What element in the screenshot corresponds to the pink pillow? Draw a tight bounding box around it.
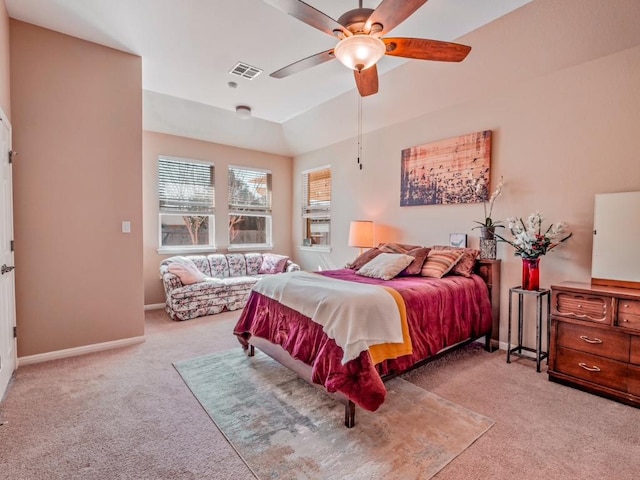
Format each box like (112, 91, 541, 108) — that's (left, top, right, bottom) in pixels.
(259, 254, 290, 274)
(167, 257, 206, 285)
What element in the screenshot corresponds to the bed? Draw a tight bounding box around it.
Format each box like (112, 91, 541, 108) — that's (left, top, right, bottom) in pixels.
(233, 250, 500, 427)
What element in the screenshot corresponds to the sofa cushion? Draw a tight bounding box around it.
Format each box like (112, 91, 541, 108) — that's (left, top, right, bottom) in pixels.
(187, 255, 212, 277)
(208, 254, 230, 278)
(244, 253, 263, 275)
(259, 253, 290, 274)
(226, 253, 248, 277)
(169, 279, 227, 299)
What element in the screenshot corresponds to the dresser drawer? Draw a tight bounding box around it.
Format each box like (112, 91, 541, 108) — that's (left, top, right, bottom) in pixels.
(618, 313, 640, 331)
(556, 321, 630, 362)
(555, 346, 627, 391)
(552, 291, 612, 324)
(618, 299, 640, 316)
(632, 336, 640, 366)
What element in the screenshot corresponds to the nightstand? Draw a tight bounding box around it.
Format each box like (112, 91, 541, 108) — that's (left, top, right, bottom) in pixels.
(507, 286, 551, 372)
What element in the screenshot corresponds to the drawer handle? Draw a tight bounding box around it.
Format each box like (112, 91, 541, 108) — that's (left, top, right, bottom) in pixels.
(623, 304, 629, 308)
(578, 362, 601, 372)
(621, 318, 629, 323)
(579, 335, 603, 344)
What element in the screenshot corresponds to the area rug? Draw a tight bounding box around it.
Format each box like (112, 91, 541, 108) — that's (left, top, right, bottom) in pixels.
(174, 349, 494, 480)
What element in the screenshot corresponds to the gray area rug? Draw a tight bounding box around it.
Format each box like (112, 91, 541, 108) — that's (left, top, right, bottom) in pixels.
(174, 349, 494, 480)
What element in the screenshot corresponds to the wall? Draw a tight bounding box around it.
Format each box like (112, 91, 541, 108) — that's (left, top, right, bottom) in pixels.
(292, 5, 640, 346)
(0, 0, 9, 118)
(143, 131, 293, 305)
(10, 21, 144, 357)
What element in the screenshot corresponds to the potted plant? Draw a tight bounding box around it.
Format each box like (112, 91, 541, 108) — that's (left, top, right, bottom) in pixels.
(472, 176, 504, 239)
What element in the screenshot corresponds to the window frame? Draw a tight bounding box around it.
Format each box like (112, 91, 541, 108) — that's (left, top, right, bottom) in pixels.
(301, 165, 332, 252)
(157, 155, 216, 254)
(227, 165, 273, 251)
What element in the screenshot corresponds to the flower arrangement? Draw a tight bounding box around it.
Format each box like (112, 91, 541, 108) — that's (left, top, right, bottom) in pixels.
(494, 212, 572, 259)
(472, 176, 505, 232)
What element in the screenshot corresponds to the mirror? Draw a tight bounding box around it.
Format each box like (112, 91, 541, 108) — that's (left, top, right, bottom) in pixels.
(591, 191, 640, 289)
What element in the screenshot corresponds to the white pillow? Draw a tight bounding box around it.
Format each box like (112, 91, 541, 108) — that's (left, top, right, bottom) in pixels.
(167, 257, 206, 285)
(356, 253, 414, 281)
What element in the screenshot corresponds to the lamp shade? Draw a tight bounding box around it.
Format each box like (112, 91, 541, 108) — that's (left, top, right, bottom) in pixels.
(334, 35, 386, 71)
(348, 220, 374, 248)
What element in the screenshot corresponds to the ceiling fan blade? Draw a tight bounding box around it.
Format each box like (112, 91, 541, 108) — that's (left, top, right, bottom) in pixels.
(270, 49, 335, 79)
(264, 0, 349, 37)
(366, 0, 428, 36)
(383, 38, 471, 62)
(354, 65, 379, 97)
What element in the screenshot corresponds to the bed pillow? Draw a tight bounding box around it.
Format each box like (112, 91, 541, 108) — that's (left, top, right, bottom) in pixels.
(420, 250, 464, 278)
(259, 253, 290, 274)
(431, 245, 480, 277)
(377, 242, 422, 254)
(399, 247, 431, 276)
(356, 253, 414, 281)
(347, 248, 382, 270)
(167, 257, 206, 285)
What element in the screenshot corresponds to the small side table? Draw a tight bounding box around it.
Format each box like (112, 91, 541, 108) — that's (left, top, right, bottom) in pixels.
(507, 286, 551, 372)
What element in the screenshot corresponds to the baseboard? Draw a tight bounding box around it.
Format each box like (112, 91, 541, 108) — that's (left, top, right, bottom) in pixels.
(18, 336, 146, 366)
(144, 303, 165, 311)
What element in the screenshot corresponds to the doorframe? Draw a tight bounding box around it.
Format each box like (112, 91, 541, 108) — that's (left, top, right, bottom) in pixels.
(0, 106, 16, 401)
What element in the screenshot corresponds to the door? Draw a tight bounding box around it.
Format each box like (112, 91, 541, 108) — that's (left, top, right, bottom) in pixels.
(0, 109, 16, 400)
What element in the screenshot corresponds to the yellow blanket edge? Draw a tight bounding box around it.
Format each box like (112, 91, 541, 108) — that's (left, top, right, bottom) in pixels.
(368, 286, 413, 365)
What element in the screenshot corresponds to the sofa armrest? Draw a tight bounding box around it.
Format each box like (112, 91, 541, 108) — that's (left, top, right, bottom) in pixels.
(285, 261, 301, 272)
(161, 271, 184, 291)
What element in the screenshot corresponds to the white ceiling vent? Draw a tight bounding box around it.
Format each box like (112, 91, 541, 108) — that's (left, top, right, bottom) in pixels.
(229, 62, 263, 80)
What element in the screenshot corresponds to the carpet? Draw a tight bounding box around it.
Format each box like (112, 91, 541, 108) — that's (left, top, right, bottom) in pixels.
(174, 349, 494, 480)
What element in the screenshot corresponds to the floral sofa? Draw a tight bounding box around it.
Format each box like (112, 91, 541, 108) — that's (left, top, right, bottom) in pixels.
(160, 253, 300, 321)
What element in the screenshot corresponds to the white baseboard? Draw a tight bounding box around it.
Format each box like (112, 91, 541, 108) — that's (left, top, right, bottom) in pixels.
(144, 303, 165, 311)
(18, 335, 146, 366)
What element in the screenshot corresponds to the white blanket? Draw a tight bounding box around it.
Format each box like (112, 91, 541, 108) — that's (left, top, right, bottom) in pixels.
(253, 271, 403, 364)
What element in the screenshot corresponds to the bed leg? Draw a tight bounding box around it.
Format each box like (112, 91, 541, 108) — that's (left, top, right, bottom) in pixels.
(344, 401, 355, 428)
(484, 332, 491, 352)
(243, 344, 255, 357)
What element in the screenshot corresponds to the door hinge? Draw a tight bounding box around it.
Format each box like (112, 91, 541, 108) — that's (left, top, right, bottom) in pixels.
(13, 326, 17, 338)
(10, 240, 14, 252)
(8, 150, 16, 164)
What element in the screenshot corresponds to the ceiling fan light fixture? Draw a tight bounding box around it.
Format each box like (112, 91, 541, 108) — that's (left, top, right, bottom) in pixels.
(334, 34, 385, 71)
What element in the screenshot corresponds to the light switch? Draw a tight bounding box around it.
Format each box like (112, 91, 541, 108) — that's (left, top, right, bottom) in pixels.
(122, 221, 131, 233)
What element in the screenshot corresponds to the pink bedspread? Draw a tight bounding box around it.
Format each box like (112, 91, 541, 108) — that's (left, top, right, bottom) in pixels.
(233, 269, 493, 412)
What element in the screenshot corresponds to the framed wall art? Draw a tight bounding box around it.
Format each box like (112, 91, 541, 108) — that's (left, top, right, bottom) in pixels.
(449, 233, 468, 248)
(400, 130, 492, 207)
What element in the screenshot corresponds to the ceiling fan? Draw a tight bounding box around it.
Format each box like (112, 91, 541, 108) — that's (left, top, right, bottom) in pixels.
(266, 0, 472, 97)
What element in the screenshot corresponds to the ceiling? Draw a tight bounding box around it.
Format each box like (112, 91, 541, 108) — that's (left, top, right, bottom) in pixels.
(5, 0, 532, 155)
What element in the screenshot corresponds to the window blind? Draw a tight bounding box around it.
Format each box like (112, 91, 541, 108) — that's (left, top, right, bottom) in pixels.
(302, 167, 331, 217)
(228, 166, 272, 214)
(158, 158, 215, 214)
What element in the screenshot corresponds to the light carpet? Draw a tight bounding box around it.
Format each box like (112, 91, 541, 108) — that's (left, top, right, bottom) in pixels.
(174, 349, 494, 480)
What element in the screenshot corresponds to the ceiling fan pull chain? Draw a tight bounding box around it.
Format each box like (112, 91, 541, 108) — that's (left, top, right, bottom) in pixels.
(357, 96, 363, 170)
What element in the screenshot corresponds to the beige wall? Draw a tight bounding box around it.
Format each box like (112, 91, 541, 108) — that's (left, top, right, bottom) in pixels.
(10, 21, 144, 357)
(0, 1, 10, 118)
(143, 131, 293, 305)
(293, 8, 640, 346)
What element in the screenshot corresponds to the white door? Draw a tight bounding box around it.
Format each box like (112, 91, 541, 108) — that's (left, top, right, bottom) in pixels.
(0, 109, 16, 400)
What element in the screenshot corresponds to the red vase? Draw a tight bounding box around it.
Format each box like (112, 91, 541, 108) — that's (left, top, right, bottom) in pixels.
(521, 258, 540, 290)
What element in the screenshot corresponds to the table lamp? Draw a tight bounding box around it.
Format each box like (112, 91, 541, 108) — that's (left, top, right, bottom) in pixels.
(348, 220, 374, 254)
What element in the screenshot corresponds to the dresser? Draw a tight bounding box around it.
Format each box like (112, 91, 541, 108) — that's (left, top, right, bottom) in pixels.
(548, 282, 640, 407)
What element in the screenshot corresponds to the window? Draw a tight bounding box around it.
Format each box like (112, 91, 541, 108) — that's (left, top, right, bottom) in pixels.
(228, 166, 272, 248)
(158, 156, 215, 251)
(302, 166, 331, 247)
